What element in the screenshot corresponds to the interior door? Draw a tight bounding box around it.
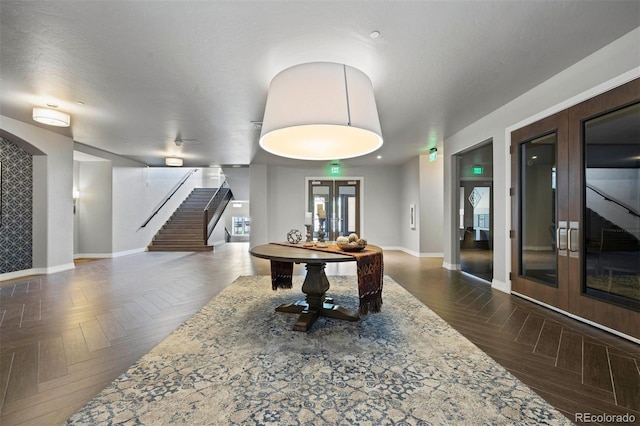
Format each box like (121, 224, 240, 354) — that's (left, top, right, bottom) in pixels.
(511, 111, 570, 311)
(512, 79, 639, 340)
(309, 180, 334, 240)
(308, 179, 361, 241)
(334, 180, 360, 240)
(566, 80, 639, 338)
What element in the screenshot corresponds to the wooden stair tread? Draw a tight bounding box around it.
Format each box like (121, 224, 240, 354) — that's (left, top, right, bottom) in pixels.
(147, 187, 232, 252)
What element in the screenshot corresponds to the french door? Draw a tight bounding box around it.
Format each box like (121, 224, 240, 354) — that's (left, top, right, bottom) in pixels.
(511, 79, 639, 340)
(308, 179, 360, 241)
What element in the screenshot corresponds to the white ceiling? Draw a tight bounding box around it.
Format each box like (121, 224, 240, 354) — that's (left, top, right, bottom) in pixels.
(1, 1, 638, 168)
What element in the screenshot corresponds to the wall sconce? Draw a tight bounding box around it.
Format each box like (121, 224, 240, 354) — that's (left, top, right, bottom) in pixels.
(73, 190, 80, 214)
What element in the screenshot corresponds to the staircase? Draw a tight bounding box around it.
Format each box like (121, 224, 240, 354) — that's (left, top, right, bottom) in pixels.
(147, 188, 224, 252)
(585, 208, 640, 253)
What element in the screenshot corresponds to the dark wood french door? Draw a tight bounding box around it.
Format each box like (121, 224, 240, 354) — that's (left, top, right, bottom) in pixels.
(308, 179, 360, 241)
(511, 79, 639, 340)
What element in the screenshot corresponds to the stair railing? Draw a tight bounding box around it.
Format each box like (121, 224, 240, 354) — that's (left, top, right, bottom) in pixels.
(203, 180, 233, 241)
(141, 169, 198, 228)
(587, 184, 640, 218)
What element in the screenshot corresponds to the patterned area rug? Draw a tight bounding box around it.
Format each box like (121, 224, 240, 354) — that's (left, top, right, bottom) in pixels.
(66, 276, 571, 425)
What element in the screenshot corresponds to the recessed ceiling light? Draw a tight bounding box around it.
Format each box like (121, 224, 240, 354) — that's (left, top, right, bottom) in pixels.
(377, 155, 382, 159)
(370, 31, 380, 39)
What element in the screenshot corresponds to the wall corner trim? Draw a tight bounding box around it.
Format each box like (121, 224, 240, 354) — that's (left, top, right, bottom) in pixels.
(491, 279, 510, 294)
(442, 262, 460, 271)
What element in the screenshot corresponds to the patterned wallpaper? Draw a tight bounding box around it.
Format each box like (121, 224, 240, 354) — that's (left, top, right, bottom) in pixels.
(0, 137, 33, 273)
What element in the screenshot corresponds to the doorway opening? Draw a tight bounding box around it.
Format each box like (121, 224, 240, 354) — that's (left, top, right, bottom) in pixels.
(457, 142, 494, 282)
(307, 178, 361, 241)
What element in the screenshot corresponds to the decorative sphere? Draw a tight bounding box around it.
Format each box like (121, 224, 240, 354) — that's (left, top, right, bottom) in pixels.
(287, 229, 303, 244)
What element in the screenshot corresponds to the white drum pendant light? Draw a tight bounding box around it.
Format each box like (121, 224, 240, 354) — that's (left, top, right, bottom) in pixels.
(259, 62, 383, 160)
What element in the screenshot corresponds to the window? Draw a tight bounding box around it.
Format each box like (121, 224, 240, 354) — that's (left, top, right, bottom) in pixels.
(232, 217, 250, 236)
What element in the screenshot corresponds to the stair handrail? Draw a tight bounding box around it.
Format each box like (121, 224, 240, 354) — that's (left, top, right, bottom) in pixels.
(203, 180, 233, 241)
(586, 183, 640, 219)
(141, 168, 198, 228)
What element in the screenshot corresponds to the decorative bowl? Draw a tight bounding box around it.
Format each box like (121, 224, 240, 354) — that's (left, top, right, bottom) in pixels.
(337, 243, 366, 252)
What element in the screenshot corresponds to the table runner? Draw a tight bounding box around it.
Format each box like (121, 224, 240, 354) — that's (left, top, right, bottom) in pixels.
(269, 243, 384, 314)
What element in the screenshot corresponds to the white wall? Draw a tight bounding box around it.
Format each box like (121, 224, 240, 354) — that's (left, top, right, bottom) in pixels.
(250, 163, 403, 248)
(73, 144, 202, 256)
(77, 161, 113, 255)
(112, 166, 200, 254)
(401, 157, 420, 254)
(419, 153, 444, 255)
(222, 167, 250, 199)
(249, 165, 269, 247)
(73, 161, 80, 255)
(0, 116, 75, 276)
(443, 27, 640, 293)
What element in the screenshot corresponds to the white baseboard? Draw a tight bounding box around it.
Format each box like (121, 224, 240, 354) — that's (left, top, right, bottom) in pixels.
(74, 247, 146, 259)
(442, 262, 461, 271)
(381, 246, 444, 258)
(0, 262, 76, 282)
(491, 279, 510, 294)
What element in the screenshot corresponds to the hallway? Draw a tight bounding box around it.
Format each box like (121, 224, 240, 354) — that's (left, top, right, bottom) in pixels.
(0, 244, 638, 425)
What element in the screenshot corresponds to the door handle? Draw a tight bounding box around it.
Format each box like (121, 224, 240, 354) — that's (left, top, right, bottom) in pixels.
(568, 221, 580, 258)
(557, 220, 568, 256)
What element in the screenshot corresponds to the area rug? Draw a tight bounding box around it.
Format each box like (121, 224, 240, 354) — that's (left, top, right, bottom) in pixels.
(66, 276, 572, 425)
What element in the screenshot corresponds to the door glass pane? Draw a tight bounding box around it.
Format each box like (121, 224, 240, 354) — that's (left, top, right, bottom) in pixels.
(520, 133, 557, 286)
(458, 143, 493, 281)
(584, 103, 640, 308)
(336, 185, 356, 237)
(311, 185, 331, 239)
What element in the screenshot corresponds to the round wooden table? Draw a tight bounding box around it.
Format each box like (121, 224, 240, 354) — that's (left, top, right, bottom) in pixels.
(250, 243, 361, 331)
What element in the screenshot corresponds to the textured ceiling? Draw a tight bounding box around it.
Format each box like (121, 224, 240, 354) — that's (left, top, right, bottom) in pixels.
(1, 1, 638, 167)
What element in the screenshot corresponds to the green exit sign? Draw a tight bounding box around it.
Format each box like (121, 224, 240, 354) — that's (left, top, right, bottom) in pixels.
(473, 166, 484, 175)
(329, 164, 341, 176)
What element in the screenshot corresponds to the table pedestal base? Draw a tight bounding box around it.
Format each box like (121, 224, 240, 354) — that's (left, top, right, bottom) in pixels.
(275, 263, 359, 331)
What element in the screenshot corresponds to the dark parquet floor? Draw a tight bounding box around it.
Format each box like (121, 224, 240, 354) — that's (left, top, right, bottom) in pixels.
(0, 244, 638, 425)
